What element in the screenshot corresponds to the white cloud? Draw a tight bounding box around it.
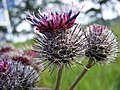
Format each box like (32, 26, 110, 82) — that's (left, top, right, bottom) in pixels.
(16, 21, 31, 32)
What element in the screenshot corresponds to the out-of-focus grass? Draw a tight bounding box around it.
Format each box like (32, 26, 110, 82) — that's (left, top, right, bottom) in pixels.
(38, 60, 120, 90)
(14, 23, 120, 90)
(13, 39, 34, 48)
(110, 23, 120, 41)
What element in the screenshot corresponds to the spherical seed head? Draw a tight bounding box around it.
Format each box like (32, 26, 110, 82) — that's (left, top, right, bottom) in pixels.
(33, 24, 85, 72)
(84, 24, 118, 64)
(26, 8, 80, 33)
(0, 58, 39, 90)
(0, 45, 40, 89)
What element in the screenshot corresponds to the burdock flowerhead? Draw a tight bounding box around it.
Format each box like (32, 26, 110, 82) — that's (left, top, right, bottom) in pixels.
(0, 44, 41, 90)
(0, 55, 39, 90)
(84, 24, 118, 64)
(26, 7, 85, 72)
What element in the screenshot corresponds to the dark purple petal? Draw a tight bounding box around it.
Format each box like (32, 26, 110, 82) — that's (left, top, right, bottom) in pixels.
(33, 18, 39, 23)
(67, 9, 72, 18)
(55, 11, 58, 15)
(59, 18, 63, 27)
(50, 20, 54, 26)
(39, 22, 47, 28)
(65, 11, 80, 24)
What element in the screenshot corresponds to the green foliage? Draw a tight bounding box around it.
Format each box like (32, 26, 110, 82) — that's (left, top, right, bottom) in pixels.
(110, 23, 120, 40)
(13, 39, 34, 48)
(37, 59, 119, 90)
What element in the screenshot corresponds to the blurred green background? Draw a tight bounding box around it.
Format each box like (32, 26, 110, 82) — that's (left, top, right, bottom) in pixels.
(1, 0, 120, 90)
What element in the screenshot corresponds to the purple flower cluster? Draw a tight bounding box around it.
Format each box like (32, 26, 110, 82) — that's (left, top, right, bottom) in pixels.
(26, 9, 79, 33)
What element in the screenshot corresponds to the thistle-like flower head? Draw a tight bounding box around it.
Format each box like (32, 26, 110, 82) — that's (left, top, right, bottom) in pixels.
(33, 24, 85, 72)
(0, 45, 40, 90)
(26, 6, 86, 72)
(26, 8, 80, 33)
(0, 56, 39, 90)
(84, 24, 118, 64)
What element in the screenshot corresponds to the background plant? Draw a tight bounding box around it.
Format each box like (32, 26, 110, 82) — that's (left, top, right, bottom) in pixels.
(0, 45, 40, 90)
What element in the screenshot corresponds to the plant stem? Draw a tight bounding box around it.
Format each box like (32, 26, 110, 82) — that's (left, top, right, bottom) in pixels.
(54, 65, 63, 90)
(69, 60, 93, 90)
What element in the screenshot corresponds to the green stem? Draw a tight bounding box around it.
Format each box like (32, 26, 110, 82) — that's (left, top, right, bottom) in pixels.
(69, 60, 93, 90)
(54, 65, 63, 90)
